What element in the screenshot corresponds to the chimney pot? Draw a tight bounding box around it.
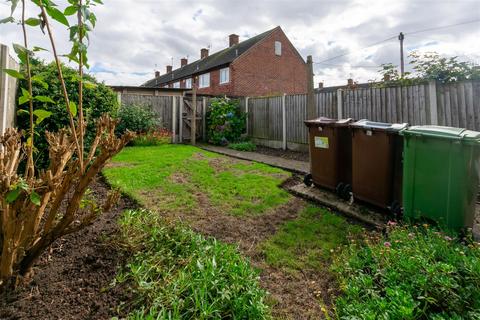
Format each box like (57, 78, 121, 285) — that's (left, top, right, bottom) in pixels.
(155, 71, 160, 78)
(181, 58, 188, 67)
(318, 82, 324, 89)
(166, 65, 172, 73)
(201, 48, 209, 59)
(229, 34, 239, 47)
(347, 78, 353, 86)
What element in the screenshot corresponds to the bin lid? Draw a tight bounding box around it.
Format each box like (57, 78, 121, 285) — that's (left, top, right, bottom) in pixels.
(402, 125, 480, 141)
(304, 117, 353, 127)
(350, 119, 408, 132)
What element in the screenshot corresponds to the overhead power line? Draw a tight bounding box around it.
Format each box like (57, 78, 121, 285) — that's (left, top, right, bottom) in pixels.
(314, 19, 480, 65)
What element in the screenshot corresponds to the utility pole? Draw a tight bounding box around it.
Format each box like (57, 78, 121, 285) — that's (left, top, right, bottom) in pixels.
(191, 77, 197, 145)
(306, 55, 315, 120)
(398, 32, 405, 77)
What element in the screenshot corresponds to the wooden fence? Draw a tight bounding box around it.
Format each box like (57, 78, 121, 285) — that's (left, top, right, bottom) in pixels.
(246, 80, 480, 150)
(118, 80, 480, 151)
(0, 44, 19, 135)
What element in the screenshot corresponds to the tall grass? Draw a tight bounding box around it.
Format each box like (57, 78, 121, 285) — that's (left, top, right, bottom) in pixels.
(115, 209, 270, 319)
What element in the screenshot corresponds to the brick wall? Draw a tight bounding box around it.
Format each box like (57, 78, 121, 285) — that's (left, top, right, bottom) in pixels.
(230, 28, 307, 96)
(162, 27, 307, 97)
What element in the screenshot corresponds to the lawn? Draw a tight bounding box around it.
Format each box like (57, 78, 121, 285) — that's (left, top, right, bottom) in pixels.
(104, 144, 291, 216)
(104, 144, 365, 318)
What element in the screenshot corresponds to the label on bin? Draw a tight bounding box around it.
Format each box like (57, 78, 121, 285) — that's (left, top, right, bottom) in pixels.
(314, 136, 329, 149)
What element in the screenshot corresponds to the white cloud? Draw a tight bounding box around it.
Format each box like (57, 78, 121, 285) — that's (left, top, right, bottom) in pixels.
(1, 0, 479, 87)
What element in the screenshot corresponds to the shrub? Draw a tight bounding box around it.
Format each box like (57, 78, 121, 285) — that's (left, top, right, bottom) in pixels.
(332, 224, 480, 319)
(228, 141, 256, 152)
(206, 98, 246, 145)
(16, 60, 119, 168)
(131, 129, 171, 146)
(115, 209, 270, 319)
(116, 104, 158, 135)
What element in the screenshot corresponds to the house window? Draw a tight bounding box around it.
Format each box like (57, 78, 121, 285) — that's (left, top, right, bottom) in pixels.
(275, 41, 282, 56)
(219, 67, 229, 84)
(199, 73, 210, 88)
(185, 78, 192, 89)
(173, 81, 180, 88)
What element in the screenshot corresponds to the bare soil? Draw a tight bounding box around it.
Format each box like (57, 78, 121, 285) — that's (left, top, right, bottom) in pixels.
(0, 178, 137, 320)
(255, 145, 309, 162)
(0, 172, 333, 319)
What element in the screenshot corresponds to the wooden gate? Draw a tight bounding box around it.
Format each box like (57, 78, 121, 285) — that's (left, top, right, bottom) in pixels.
(180, 95, 205, 142)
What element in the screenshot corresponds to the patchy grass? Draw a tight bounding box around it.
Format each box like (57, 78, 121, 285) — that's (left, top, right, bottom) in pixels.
(103, 145, 291, 216)
(262, 205, 363, 273)
(115, 209, 270, 319)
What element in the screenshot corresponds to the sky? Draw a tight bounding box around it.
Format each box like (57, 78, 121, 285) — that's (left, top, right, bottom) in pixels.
(1, 0, 479, 87)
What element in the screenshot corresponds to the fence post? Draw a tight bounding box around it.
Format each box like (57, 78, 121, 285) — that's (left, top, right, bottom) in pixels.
(282, 93, 287, 150)
(428, 80, 438, 125)
(337, 89, 343, 119)
(0, 44, 10, 135)
(202, 97, 206, 142)
(172, 96, 177, 143)
(179, 95, 183, 143)
(306, 55, 315, 120)
(245, 96, 249, 135)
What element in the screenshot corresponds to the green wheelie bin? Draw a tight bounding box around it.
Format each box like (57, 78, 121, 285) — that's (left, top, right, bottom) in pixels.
(401, 126, 480, 231)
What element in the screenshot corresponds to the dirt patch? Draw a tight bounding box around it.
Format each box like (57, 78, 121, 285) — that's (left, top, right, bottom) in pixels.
(0, 177, 137, 320)
(169, 172, 189, 184)
(255, 145, 309, 162)
(154, 187, 334, 319)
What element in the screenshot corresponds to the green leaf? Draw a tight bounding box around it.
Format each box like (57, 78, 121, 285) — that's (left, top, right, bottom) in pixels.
(64, 5, 77, 16)
(69, 101, 77, 117)
(17, 109, 29, 116)
(34, 109, 52, 124)
(25, 17, 41, 26)
(0, 16, 15, 24)
(46, 6, 69, 27)
(19, 95, 30, 105)
(8, 0, 20, 15)
(30, 191, 41, 206)
(12, 43, 29, 64)
(84, 80, 97, 89)
(32, 75, 49, 89)
(34, 95, 55, 103)
(33, 46, 48, 52)
(3, 68, 24, 79)
(6, 188, 21, 203)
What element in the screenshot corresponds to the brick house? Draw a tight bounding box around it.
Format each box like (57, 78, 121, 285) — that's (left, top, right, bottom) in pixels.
(141, 26, 307, 97)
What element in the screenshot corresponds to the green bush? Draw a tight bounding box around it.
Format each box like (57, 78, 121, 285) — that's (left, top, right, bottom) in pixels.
(228, 141, 256, 152)
(131, 129, 171, 146)
(17, 59, 118, 168)
(332, 224, 480, 319)
(116, 104, 158, 135)
(115, 209, 270, 319)
(206, 98, 246, 145)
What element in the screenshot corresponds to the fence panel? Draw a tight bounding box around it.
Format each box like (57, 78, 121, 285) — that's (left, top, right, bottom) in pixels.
(121, 94, 173, 131)
(0, 44, 19, 135)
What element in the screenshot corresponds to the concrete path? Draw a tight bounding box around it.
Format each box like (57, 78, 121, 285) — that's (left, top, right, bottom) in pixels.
(198, 144, 310, 174)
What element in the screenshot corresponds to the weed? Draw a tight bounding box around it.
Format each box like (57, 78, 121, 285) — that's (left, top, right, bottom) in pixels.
(115, 209, 270, 319)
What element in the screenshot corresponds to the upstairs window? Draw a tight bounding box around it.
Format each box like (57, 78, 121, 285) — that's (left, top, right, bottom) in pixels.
(173, 81, 180, 88)
(185, 78, 192, 89)
(275, 41, 282, 56)
(219, 67, 229, 84)
(199, 73, 210, 88)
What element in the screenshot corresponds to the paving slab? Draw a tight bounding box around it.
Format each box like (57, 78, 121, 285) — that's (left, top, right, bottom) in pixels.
(198, 144, 309, 174)
(288, 183, 387, 228)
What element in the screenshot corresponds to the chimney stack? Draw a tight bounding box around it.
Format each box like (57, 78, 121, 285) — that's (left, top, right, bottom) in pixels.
(181, 58, 188, 67)
(200, 48, 209, 59)
(166, 65, 172, 73)
(347, 78, 354, 86)
(155, 71, 160, 78)
(318, 82, 324, 89)
(383, 74, 391, 82)
(229, 34, 239, 47)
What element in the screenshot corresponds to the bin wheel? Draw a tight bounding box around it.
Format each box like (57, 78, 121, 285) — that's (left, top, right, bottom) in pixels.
(341, 184, 352, 201)
(389, 201, 402, 220)
(336, 182, 345, 197)
(304, 174, 313, 187)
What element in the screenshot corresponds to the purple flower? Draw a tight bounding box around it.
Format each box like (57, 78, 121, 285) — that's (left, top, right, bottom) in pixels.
(384, 241, 392, 247)
(387, 221, 397, 226)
